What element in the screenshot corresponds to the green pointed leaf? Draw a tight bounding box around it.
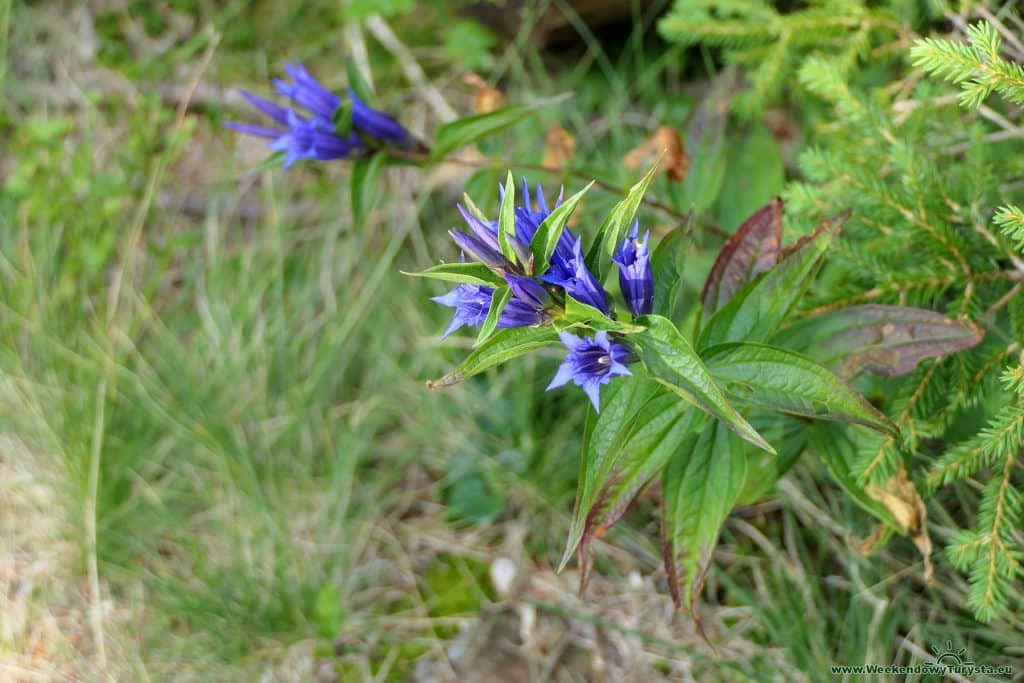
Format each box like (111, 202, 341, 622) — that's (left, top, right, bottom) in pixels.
(431, 102, 549, 159)
(351, 151, 388, 227)
(462, 192, 490, 223)
(333, 100, 354, 137)
(650, 221, 689, 318)
(496, 172, 518, 262)
(530, 181, 593, 273)
(703, 342, 897, 436)
(714, 122, 784, 233)
(668, 85, 728, 215)
(698, 212, 846, 350)
(633, 315, 774, 454)
(346, 59, 377, 107)
(560, 375, 660, 573)
(403, 262, 504, 287)
(559, 295, 646, 334)
(475, 286, 512, 346)
(806, 422, 899, 529)
(663, 420, 748, 613)
(429, 326, 560, 388)
(585, 164, 659, 278)
(576, 399, 702, 580)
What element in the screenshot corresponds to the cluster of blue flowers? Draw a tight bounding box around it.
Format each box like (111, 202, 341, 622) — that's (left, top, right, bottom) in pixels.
(226, 65, 654, 412)
(434, 182, 654, 411)
(227, 63, 411, 168)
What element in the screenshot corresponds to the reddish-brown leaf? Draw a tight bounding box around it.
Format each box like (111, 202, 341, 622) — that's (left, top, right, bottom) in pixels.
(786, 304, 984, 378)
(701, 198, 784, 315)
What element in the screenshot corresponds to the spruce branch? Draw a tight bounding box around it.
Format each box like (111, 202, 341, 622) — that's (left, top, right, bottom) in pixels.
(911, 21, 1024, 109)
(995, 204, 1024, 252)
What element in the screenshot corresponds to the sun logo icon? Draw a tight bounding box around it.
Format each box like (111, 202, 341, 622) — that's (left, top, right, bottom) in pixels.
(930, 640, 973, 667)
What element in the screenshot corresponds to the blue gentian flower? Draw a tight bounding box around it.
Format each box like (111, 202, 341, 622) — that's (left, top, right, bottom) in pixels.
(539, 235, 611, 315)
(435, 179, 616, 339)
(613, 221, 654, 317)
(432, 283, 546, 339)
(431, 284, 492, 339)
(499, 298, 546, 328)
(504, 274, 551, 309)
(227, 63, 410, 168)
(510, 180, 576, 268)
(448, 226, 509, 270)
(546, 331, 633, 411)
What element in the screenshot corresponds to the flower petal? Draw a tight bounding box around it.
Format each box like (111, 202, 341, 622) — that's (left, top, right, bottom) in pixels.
(546, 361, 575, 391)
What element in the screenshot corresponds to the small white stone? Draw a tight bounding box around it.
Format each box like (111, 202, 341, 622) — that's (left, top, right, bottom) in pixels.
(628, 570, 643, 589)
(490, 556, 517, 596)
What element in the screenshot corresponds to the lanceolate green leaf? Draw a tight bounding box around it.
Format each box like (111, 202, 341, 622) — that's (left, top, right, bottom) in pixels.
(530, 181, 593, 272)
(703, 342, 897, 436)
(560, 375, 659, 573)
(562, 384, 702, 596)
(429, 326, 560, 388)
(497, 172, 518, 262)
(431, 103, 545, 159)
(462, 192, 490, 223)
(403, 262, 504, 287)
(351, 151, 388, 227)
(586, 398, 700, 536)
(475, 286, 512, 346)
(650, 222, 689, 319)
(634, 314, 775, 454)
(558, 295, 646, 334)
(585, 164, 659, 278)
(806, 422, 899, 529)
(698, 213, 846, 350)
(663, 420, 748, 615)
(346, 58, 377, 107)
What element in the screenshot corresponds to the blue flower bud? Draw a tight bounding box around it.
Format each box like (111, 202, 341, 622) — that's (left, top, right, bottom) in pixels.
(612, 221, 654, 317)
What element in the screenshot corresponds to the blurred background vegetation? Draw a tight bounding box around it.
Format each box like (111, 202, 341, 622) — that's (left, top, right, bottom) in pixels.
(2, 1, 1022, 681)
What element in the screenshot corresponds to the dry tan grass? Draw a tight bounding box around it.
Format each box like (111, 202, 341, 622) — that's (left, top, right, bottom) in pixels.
(0, 438, 153, 683)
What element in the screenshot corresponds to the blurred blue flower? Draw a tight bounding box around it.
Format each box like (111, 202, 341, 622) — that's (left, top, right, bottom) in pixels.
(227, 63, 410, 168)
(539, 235, 611, 315)
(546, 331, 633, 411)
(613, 221, 654, 317)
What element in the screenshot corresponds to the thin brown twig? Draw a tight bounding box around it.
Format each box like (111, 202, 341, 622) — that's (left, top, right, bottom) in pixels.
(396, 150, 722, 237)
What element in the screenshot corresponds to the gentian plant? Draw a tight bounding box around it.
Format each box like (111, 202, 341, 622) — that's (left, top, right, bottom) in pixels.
(227, 62, 415, 167)
(229, 63, 984, 626)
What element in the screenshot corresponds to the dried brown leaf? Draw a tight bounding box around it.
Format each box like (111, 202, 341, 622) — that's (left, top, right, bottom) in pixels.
(541, 122, 576, 170)
(624, 125, 690, 182)
(866, 466, 934, 582)
(464, 72, 504, 114)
